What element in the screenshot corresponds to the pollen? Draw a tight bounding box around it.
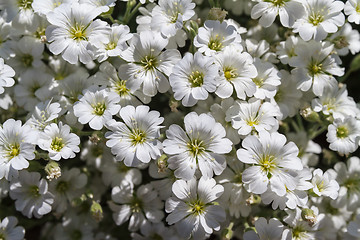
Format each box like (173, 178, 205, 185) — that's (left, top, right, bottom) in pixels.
(51, 137, 65, 152)
(92, 102, 106, 116)
(8, 143, 20, 159)
(336, 125, 349, 139)
(188, 70, 204, 87)
(208, 34, 224, 51)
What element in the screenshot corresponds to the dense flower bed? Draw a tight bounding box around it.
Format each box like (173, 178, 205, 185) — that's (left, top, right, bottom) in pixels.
(0, 0, 360, 239)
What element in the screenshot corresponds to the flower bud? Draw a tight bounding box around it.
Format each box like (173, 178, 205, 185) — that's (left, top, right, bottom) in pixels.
(300, 106, 321, 123)
(301, 208, 317, 227)
(45, 161, 61, 181)
(91, 201, 103, 222)
(207, 8, 228, 22)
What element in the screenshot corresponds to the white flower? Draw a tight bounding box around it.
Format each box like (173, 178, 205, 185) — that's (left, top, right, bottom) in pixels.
(32, 0, 73, 16)
(243, 217, 285, 240)
(49, 168, 87, 213)
(131, 222, 180, 240)
(110, 181, 164, 231)
(148, 161, 176, 201)
(345, 0, 360, 24)
(287, 132, 321, 167)
(0, 0, 38, 31)
(252, 58, 281, 99)
(210, 98, 241, 145)
(214, 45, 257, 99)
(0, 17, 14, 60)
(0, 58, 15, 94)
(292, 0, 345, 41)
(163, 112, 232, 180)
(58, 71, 93, 113)
(326, 117, 360, 155)
(93, 24, 133, 62)
(105, 105, 163, 167)
(215, 157, 251, 218)
(9, 170, 54, 218)
(224, 0, 253, 16)
(0, 216, 25, 240)
(251, 0, 305, 27)
(332, 157, 360, 211)
(120, 31, 181, 97)
(91, 62, 150, 106)
(73, 87, 121, 130)
(38, 122, 80, 161)
(312, 83, 359, 120)
(6, 36, 44, 76)
(245, 39, 277, 63)
(347, 214, 360, 238)
(101, 159, 142, 188)
(26, 100, 62, 131)
(45, 2, 111, 64)
(0, 119, 36, 181)
(272, 70, 303, 120)
(237, 131, 303, 195)
(52, 212, 95, 240)
(79, 0, 116, 12)
(194, 20, 241, 56)
(169, 52, 218, 107)
(151, 0, 195, 38)
(291, 41, 344, 96)
(276, 35, 300, 65)
(282, 207, 324, 239)
(329, 23, 360, 56)
(165, 177, 226, 239)
(261, 168, 312, 210)
(14, 69, 54, 112)
(311, 168, 339, 199)
(226, 98, 279, 136)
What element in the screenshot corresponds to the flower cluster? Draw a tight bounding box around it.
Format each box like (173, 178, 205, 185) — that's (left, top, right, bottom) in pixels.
(0, 0, 360, 239)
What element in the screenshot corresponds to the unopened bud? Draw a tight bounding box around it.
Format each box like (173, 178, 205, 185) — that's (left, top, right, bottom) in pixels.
(169, 98, 179, 112)
(300, 107, 320, 123)
(246, 194, 261, 205)
(91, 201, 103, 222)
(45, 161, 61, 181)
(40, 35, 47, 43)
(333, 36, 349, 49)
(301, 208, 317, 227)
(221, 222, 234, 240)
(89, 133, 101, 144)
(188, 20, 199, 39)
(207, 8, 228, 22)
(157, 154, 168, 173)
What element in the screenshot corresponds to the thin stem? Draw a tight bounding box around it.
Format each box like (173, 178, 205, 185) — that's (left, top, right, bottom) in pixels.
(309, 125, 328, 140)
(290, 119, 300, 133)
(338, 69, 353, 83)
(123, 2, 142, 24)
(296, 114, 305, 131)
(208, 0, 215, 7)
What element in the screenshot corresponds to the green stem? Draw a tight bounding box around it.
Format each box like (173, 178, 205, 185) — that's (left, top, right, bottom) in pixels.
(296, 114, 305, 131)
(309, 125, 328, 139)
(290, 119, 300, 133)
(35, 151, 49, 160)
(208, 0, 215, 7)
(123, 2, 142, 24)
(338, 69, 353, 83)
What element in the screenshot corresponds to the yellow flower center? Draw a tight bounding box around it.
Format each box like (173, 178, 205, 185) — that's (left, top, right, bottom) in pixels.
(188, 70, 204, 87)
(208, 34, 224, 51)
(8, 143, 20, 159)
(336, 125, 349, 139)
(51, 137, 64, 152)
(92, 102, 106, 116)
